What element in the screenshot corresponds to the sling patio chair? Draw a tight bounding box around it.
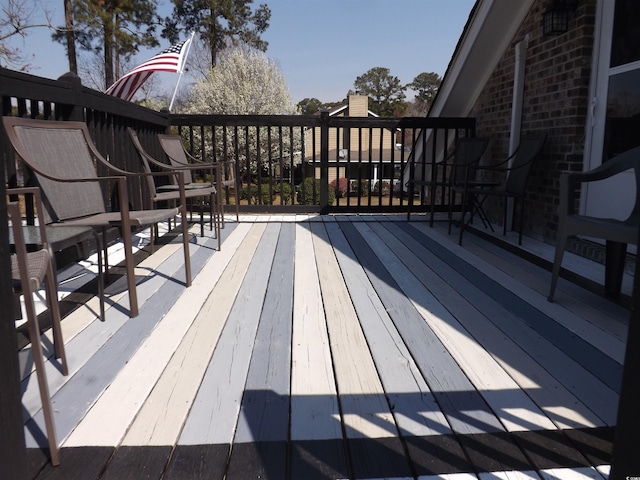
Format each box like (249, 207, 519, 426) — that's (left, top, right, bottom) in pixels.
(157, 133, 241, 227)
(8, 186, 106, 322)
(127, 128, 220, 245)
(452, 134, 547, 245)
(2, 116, 192, 318)
(407, 136, 489, 227)
(8, 200, 63, 465)
(548, 146, 640, 301)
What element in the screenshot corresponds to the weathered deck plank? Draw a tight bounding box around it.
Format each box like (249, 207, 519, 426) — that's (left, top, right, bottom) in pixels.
(353, 220, 557, 433)
(22, 215, 622, 480)
(179, 222, 278, 445)
(120, 222, 253, 447)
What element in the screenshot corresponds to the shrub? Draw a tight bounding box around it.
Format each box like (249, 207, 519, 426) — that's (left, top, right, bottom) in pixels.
(350, 179, 370, 197)
(373, 180, 391, 195)
(274, 182, 293, 204)
(330, 177, 349, 198)
(297, 178, 335, 205)
(239, 184, 272, 204)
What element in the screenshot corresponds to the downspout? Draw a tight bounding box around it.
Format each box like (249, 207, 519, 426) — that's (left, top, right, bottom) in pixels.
(510, 35, 529, 158)
(506, 35, 529, 229)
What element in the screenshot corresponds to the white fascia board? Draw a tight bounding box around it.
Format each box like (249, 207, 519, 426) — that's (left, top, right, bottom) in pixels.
(430, 0, 536, 118)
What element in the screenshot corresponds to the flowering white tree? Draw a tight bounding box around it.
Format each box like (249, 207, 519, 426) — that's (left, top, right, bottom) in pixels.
(186, 47, 297, 115)
(183, 48, 300, 202)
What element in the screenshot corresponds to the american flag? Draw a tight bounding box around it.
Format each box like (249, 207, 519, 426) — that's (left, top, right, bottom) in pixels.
(105, 36, 192, 101)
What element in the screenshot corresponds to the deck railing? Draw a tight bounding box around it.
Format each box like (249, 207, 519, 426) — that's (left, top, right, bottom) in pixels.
(1, 67, 476, 215)
(170, 113, 476, 214)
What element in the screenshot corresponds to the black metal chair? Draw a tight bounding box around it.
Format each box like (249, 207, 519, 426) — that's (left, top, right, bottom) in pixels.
(407, 136, 489, 226)
(453, 134, 547, 245)
(548, 146, 640, 301)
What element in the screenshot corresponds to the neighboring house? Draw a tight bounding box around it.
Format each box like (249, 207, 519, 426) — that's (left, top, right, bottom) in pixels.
(304, 94, 409, 190)
(432, 0, 636, 247)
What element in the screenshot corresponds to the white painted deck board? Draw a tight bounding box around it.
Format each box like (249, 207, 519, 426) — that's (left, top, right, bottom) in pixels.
(122, 222, 255, 446)
(311, 221, 397, 440)
(290, 222, 342, 441)
(179, 222, 278, 445)
(326, 221, 452, 438)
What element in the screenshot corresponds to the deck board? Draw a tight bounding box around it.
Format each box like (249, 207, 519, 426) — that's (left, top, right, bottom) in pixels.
(21, 215, 625, 480)
(179, 222, 278, 445)
(354, 221, 557, 434)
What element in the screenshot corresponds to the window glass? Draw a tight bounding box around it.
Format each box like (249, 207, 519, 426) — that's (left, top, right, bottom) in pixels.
(604, 69, 640, 159)
(610, 0, 640, 67)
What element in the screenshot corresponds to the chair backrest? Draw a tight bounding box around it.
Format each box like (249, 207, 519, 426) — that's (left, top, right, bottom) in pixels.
(157, 134, 195, 186)
(585, 145, 640, 228)
(2, 117, 107, 223)
(505, 134, 547, 195)
(127, 128, 161, 198)
(451, 137, 490, 185)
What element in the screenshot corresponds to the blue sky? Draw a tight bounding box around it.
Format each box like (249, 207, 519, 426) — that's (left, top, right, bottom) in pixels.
(7, 0, 476, 103)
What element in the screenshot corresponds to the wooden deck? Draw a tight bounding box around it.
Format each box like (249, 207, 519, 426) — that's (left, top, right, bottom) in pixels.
(20, 214, 627, 480)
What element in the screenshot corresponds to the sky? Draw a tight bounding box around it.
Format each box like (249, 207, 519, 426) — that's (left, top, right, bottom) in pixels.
(5, 0, 476, 104)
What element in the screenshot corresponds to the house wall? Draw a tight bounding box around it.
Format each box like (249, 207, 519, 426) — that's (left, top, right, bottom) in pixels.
(305, 94, 395, 176)
(469, 0, 597, 243)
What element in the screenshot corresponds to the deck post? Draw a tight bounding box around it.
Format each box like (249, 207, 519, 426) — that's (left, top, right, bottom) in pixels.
(0, 160, 28, 479)
(319, 110, 330, 214)
(610, 228, 640, 479)
(57, 72, 84, 122)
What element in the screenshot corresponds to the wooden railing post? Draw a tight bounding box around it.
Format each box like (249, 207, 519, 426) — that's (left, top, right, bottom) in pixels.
(56, 72, 84, 122)
(0, 155, 28, 480)
(319, 110, 330, 214)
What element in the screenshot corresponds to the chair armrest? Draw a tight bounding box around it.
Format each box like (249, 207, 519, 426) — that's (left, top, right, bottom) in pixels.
(6, 186, 50, 250)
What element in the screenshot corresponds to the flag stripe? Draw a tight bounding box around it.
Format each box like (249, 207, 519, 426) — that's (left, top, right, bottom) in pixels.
(105, 36, 192, 101)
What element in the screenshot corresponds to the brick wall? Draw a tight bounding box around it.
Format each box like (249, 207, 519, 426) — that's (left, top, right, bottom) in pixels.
(470, 0, 597, 244)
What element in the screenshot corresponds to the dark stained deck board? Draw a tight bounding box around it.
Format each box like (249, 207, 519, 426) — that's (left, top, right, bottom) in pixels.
(163, 444, 229, 480)
(179, 222, 280, 445)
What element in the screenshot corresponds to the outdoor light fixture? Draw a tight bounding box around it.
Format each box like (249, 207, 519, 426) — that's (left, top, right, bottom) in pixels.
(543, 0, 578, 35)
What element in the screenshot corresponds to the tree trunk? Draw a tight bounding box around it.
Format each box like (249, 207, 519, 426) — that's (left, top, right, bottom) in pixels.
(64, 0, 77, 74)
(104, 21, 114, 88)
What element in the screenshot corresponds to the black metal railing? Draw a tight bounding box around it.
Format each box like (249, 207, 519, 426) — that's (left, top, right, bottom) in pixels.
(169, 113, 476, 214)
(1, 67, 475, 215)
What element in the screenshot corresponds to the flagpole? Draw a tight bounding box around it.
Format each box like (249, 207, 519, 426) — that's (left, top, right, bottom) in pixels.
(169, 31, 195, 112)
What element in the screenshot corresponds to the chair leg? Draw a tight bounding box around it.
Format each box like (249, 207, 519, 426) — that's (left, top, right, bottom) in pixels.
(234, 186, 240, 222)
(121, 225, 139, 318)
(180, 204, 193, 287)
(548, 233, 568, 301)
(518, 197, 524, 245)
(43, 261, 67, 376)
(96, 234, 105, 322)
(24, 287, 60, 466)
